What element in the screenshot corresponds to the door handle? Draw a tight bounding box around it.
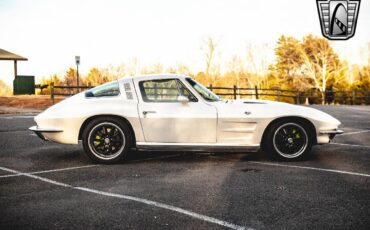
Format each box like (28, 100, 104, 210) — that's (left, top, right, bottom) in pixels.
(143, 111, 156, 115)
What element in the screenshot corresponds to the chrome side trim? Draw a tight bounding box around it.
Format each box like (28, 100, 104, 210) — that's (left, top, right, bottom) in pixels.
(29, 126, 63, 141)
(29, 126, 63, 133)
(136, 142, 260, 152)
(319, 130, 344, 135)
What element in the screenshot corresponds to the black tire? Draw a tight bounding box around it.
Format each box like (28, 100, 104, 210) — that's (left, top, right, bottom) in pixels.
(82, 117, 132, 164)
(263, 120, 313, 161)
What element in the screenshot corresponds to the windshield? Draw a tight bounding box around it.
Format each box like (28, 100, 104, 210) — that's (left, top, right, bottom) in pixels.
(185, 78, 221, 102)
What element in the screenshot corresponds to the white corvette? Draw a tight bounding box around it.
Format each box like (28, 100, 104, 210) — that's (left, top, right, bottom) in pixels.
(30, 74, 343, 163)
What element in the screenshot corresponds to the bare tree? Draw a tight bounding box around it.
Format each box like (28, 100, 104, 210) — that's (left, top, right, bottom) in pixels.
(101, 64, 127, 81)
(368, 42, 370, 65)
(0, 80, 12, 96)
(227, 55, 246, 98)
(245, 42, 271, 88)
(300, 35, 341, 104)
(228, 55, 244, 87)
(166, 63, 192, 75)
(126, 58, 141, 76)
(142, 63, 164, 75)
(201, 37, 220, 85)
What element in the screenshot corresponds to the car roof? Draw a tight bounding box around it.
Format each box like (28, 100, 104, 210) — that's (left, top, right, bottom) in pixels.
(118, 74, 189, 83)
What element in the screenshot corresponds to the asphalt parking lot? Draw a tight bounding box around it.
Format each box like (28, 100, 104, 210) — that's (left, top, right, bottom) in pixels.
(0, 105, 369, 230)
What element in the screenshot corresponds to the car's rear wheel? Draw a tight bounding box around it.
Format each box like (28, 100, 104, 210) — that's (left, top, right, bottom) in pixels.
(82, 117, 131, 163)
(264, 120, 313, 160)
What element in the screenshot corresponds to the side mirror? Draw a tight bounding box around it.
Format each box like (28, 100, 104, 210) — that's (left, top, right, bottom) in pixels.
(177, 95, 189, 104)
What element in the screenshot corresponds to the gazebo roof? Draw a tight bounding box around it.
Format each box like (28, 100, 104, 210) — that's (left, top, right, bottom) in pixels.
(0, 48, 27, 61)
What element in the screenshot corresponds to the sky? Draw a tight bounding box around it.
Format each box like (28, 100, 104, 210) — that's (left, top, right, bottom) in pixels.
(0, 0, 369, 85)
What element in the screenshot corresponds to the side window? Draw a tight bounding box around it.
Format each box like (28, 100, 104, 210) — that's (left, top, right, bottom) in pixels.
(139, 79, 197, 102)
(85, 81, 120, 97)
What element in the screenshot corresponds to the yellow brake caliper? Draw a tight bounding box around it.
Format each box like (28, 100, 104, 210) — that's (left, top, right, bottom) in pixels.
(292, 129, 300, 139)
(94, 135, 101, 145)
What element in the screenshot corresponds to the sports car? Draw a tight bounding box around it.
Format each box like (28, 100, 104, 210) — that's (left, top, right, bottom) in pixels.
(29, 74, 343, 163)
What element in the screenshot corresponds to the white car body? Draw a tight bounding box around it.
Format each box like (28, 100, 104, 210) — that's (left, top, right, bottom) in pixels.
(30, 74, 343, 160)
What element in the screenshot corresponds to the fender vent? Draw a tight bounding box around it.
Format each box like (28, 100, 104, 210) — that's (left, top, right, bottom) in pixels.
(124, 83, 133, 100)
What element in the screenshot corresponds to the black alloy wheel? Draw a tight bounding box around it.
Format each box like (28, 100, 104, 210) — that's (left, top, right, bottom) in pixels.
(82, 117, 132, 163)
(264, 120, 313, 160)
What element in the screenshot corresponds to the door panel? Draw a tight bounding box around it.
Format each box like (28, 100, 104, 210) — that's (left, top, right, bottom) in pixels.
(138, 102, 217, 143)
(135, 78, 217, 143)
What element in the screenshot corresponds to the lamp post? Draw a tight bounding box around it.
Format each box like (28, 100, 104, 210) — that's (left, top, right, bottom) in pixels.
(75, 56, 80, 92)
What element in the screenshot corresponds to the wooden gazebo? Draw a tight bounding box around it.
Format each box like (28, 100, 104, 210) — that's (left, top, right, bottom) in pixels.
(0, 48, 28, 78)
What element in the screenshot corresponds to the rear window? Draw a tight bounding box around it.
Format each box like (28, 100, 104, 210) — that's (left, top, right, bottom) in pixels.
(85, 81, 120, 97)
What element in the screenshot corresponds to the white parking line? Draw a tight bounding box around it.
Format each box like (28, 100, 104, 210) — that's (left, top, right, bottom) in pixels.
(75, 186, 250, 230)
(0, 154, 185, 179)
(330, 142, 370, 148)
(0, 166, 250, 230)
(341, 130, 370, 136)
(249, 161, 370, 177)
(0, 165, 99, 178)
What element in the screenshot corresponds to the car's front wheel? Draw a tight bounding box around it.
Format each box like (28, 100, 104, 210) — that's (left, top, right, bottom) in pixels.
(264, 120, 313, 160)
(82, 117, 131, 163)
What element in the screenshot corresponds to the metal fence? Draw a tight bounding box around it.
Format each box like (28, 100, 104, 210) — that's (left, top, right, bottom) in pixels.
(45, 83, 370, 105)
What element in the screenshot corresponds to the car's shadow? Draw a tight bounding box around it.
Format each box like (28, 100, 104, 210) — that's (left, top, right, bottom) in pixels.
(43, 144, 320, 166)
(123, 149, 267, 164)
